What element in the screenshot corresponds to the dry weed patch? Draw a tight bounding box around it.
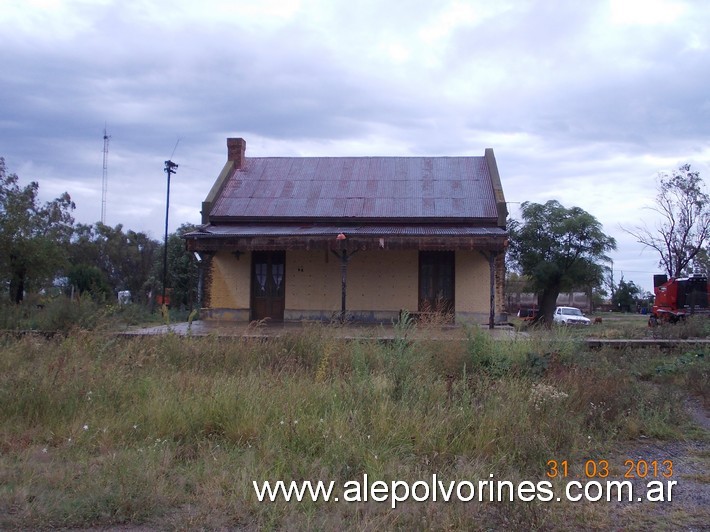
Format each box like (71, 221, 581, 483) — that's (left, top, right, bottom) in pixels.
(0, 325, 706, 530)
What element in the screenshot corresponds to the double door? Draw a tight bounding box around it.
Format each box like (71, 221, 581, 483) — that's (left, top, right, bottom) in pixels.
(252, 251, 285, 321)
(419, 251, 454, 314)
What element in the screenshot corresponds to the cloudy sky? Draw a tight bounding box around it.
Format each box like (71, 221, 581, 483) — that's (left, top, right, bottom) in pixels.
(2, 0, 709, 291)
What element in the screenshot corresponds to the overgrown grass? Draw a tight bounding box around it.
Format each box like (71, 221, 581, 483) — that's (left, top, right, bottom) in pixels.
(0, 295, 106, 333)
(509, 311, 710, 340)
(0, 296, 194, 333)
(0, 325, 706, 530)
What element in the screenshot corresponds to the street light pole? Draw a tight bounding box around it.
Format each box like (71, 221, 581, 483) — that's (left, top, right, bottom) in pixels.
(162, 159, 178, 305)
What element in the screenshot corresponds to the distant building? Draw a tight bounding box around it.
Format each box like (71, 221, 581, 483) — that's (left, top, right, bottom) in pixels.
(183, 138, 509, 324)
(506, 290, 592, 314)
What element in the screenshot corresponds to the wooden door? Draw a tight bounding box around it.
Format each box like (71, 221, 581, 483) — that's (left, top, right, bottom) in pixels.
(251, 251, 285, 321)
(419, 251, 455, 314)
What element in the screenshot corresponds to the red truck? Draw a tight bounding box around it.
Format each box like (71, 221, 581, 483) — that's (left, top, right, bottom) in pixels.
(649, 272, 710, 325)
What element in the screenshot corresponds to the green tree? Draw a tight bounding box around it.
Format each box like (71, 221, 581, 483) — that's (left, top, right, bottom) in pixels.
(611, 277, 641, 312)
(508, 200, 616, 326)
(0, 158, 75, 302)
(689, 247, 710, 277)
(149, 223, 199, 309)
(66, 264, 112, 300)
(624, 164, 710, 278)
(68, 223, 159, 303)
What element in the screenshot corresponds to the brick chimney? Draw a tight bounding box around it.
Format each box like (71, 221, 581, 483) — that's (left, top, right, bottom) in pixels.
(227, 138, 246, 168)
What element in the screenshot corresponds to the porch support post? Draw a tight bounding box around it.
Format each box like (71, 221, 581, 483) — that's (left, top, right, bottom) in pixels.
(197, 262, 204, 308)
(331, 247, 359, 322)
(196, 251, 214, 311)
(340, 249, 347, 321)
(330, 249, 349, 322)
(480, 250, 498, 330)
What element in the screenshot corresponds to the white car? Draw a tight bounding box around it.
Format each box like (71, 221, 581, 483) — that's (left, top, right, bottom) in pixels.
(553, 306, 591, 326)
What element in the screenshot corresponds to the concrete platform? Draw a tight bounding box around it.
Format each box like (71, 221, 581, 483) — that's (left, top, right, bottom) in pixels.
(119, 320, 521, 341)
(585, 337, 710, 349)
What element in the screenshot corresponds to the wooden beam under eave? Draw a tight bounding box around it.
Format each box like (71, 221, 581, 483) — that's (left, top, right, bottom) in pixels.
(184, 235, 508, 253)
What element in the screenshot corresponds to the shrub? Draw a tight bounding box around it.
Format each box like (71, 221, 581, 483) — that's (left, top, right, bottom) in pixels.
(0, 295, 105, 333)
(0, 327, 697, 530)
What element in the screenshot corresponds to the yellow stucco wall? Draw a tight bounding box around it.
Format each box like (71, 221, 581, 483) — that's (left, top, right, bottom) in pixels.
(347, 250, 418, 311)
(284, 250, 417, 312)
(285, 250, 341, 311)
(455, 251, 490, 314)
(209, 250, 251, 309)
(205, 248, 501, 323)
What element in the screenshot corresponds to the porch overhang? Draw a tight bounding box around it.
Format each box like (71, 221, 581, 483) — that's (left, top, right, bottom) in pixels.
(184, 223, 509, 253)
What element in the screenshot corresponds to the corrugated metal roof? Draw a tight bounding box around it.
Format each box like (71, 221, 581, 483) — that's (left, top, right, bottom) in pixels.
(209, 156, 498, 220)
(188, 224, 507, 238)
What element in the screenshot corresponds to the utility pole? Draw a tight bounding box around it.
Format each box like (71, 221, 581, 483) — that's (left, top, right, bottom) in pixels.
(101, 127, 110, 224)
(162, 159, 178, 305)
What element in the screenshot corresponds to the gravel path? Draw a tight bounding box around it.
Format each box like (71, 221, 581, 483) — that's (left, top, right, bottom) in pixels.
(604, 398, 709, 531)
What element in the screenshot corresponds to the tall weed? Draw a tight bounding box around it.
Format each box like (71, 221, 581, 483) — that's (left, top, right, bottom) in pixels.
(0, 327, 697, 530)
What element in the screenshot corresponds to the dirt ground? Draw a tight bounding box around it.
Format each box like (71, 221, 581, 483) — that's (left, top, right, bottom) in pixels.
(584, 393, 708, 531)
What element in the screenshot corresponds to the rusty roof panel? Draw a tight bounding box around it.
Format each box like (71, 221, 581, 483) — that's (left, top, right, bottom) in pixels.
(347, 159, 368, 181)
(305, 196, 318, 212)
(220, 178, 238, 197)
(421, 178, 435, 198)
(284, 179, 303, 199)
(375, 179, 391, 197)
(335, 177, 350, 195)
(254, 179, 284, 198)
(372, 198, 398, 217)
(422, 198, 435, 216)
(450, 180, 463, 194)
(213, 197, 249, 214)
(365, 179, 379, 196)
(314, 198, 345, 217)
(362, 197, 376, 216)
(316, 181, 334, 199)
(460, 181, 478, 199)
(344, 198, 364, 217)
(280, 180, 296, 198)
(209, 155, 500, 220)
(432, 180, 451, 198)
(345, 179, 362, 198)
(394, 158, 408, 180)
(236, 179, 258, 198)
(246, 198, 270, 217)
(265, 158, 293, 180)
(271, 198, 303, 216)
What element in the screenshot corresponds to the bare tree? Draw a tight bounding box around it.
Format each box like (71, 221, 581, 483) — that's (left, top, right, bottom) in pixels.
(624, 164, 710, 278)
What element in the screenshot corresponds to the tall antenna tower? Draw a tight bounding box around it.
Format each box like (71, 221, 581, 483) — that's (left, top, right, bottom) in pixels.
(101, 127, 110, 224)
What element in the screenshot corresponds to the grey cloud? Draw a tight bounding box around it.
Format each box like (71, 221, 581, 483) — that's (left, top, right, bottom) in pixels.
(2, 0, 710, 290)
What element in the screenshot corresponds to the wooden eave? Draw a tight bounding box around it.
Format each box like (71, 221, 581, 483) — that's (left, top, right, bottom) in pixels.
(185, 233, 508, 253)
